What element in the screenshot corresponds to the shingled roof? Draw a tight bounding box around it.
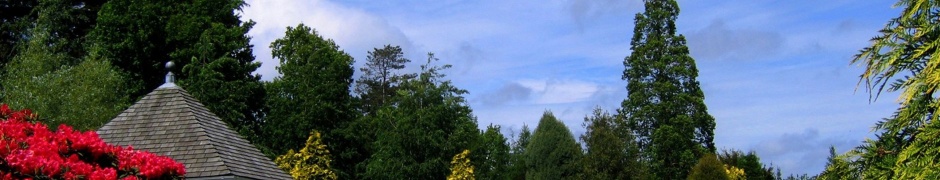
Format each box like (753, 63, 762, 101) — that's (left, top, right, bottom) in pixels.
(97, 73, 291, 179)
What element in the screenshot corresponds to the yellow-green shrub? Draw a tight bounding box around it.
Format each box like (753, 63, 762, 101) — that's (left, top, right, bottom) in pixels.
(447, 149, 475, 180)
(275, 131, 338, 180)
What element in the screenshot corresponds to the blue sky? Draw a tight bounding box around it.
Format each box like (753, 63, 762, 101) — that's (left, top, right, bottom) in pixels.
(241, 0, 902, 175)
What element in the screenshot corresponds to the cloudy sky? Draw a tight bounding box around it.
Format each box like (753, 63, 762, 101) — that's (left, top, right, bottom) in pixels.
(241, 0, 902, 175)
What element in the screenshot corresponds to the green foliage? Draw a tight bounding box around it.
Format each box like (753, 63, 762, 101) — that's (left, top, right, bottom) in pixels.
(275, 131, 339, 180)
(848, 129, 900, 179)
(893, 118, 940, 179)
(339, 44, 416, 178)
(1, 3, 128, 130)
(475, 124, 511, 180)
(849, 0, 940, 178)
(689, 153, 729, 180)
(363, 54, 480, 179)
(817, 147, 858, 180)
(0, 0, 104, 69)
(621, 0, 716, 179)
(717, 149, 776, 180)
(0, 0, 37, 67)
(355, 45, 414, 114)
(448, 149, 476, 180)
(262, 23, 355, 155)
(579, 107, 646, 180)
(525, 111, 581, 180)
(91, 0, 264, 138)
(508, 125, 532, 180)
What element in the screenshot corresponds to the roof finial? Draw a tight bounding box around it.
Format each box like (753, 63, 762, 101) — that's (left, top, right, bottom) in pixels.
(159, 61, 177, 88)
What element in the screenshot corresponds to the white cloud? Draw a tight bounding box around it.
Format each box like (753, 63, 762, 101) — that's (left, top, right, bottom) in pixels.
(241, 0, 414, 80)
(518, 79, 599, 105)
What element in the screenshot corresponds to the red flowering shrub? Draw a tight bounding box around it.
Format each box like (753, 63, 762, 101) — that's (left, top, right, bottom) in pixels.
(0, 104, 185, 180)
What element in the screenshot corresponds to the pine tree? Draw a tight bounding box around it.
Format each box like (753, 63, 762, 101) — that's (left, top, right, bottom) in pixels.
(355, 45, 414, 114)
(621, 0, 716, 179)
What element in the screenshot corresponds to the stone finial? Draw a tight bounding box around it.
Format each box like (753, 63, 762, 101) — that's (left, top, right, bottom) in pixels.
(166, 61, 175, 83)
(159, 61, 177, 88)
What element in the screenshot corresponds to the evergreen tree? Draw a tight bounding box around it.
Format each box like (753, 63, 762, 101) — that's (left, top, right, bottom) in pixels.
(508, 125, 532, 180)
(850, 0, 940, 178)
(355, 45, 414, 114)
(364, 54, 480, 179)
(90, 0, 264, 138)
(262, 23, 356, 159)
(475, 124, 511, 180)
(621, 0, 716, 179)
(817, 147, 858, 180)
(580, 107, 645, 180)
(525, 111, 581, 180)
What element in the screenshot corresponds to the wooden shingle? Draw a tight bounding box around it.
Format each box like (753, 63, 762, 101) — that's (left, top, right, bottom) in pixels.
(98, 85, 291, 180)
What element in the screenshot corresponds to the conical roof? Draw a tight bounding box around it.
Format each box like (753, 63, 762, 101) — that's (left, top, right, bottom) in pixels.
(97, 84, 291, 180)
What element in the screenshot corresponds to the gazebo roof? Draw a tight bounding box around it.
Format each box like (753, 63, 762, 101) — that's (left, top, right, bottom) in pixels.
(97, 81, 291, 180)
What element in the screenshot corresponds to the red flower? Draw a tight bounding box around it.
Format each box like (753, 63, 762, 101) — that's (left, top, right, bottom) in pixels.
(0, 104, 186, 180)
(0, 104, 10, 116)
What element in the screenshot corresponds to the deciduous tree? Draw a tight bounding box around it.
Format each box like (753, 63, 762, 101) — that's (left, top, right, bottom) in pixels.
(1, 0, 128, 130)
(448, 149, 476, 180)
(364, 54, 479, 179)
(275, 131, 339, 180)
(717, 149, 776, 180)
(580, 107, 645, 180)
(90, 0, 264, 138)
(689, 153, 729, 180)
(263, 23, 355, 157)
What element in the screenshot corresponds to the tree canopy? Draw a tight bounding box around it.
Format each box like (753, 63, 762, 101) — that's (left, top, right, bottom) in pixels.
(579, 107, 645, 180)
(525, 111, 581, 180)
(363, 54, 480, 179)
(0, 0, 128, 130)
(91, 0, 265, 139)
(839, 0, 940, 179)
(262, 23, 355, 155)
(621, 0, 716, 179)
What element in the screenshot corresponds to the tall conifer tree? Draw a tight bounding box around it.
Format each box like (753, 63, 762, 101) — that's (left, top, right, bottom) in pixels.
(620, 0, 716, 179)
